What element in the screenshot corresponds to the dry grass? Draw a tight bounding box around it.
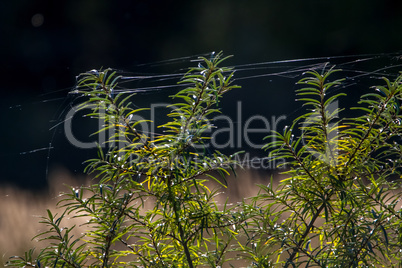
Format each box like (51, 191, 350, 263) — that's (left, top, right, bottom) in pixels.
(0, 167, 279, 267)
(0, 167, 89, 266)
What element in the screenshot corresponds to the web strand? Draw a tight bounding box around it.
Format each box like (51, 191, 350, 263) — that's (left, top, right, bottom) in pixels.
(12, 51, 402, 176)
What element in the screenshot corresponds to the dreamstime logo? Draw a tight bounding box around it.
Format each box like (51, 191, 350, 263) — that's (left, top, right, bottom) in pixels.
(63, 101, 287, 169)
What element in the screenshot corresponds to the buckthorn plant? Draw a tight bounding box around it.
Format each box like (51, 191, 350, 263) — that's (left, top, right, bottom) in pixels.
(7, 53, 402, 267)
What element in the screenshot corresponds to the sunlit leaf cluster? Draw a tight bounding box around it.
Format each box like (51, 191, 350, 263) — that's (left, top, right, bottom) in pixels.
(7, 54, 402, 268)
(7, 53, 245, 268)
(244, 67, 402, 267)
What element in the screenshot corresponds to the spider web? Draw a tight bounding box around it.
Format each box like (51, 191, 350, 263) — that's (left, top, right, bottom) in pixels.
(3, 51, 402, 188)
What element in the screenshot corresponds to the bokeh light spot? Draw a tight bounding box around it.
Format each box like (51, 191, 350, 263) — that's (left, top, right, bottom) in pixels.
(31, 13, 44, 27)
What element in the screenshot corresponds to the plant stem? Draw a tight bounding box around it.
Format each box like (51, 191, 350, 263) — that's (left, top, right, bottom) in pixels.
(168, 176, 195, 268)
(177, 219, 194, 268)
(284, 192, 332, 268)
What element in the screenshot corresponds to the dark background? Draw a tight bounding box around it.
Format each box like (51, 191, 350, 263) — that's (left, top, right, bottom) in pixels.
(1, 0, 401, 189)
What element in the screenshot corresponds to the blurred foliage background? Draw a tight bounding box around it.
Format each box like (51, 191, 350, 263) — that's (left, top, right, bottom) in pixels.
(1, 0, 401, 189)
